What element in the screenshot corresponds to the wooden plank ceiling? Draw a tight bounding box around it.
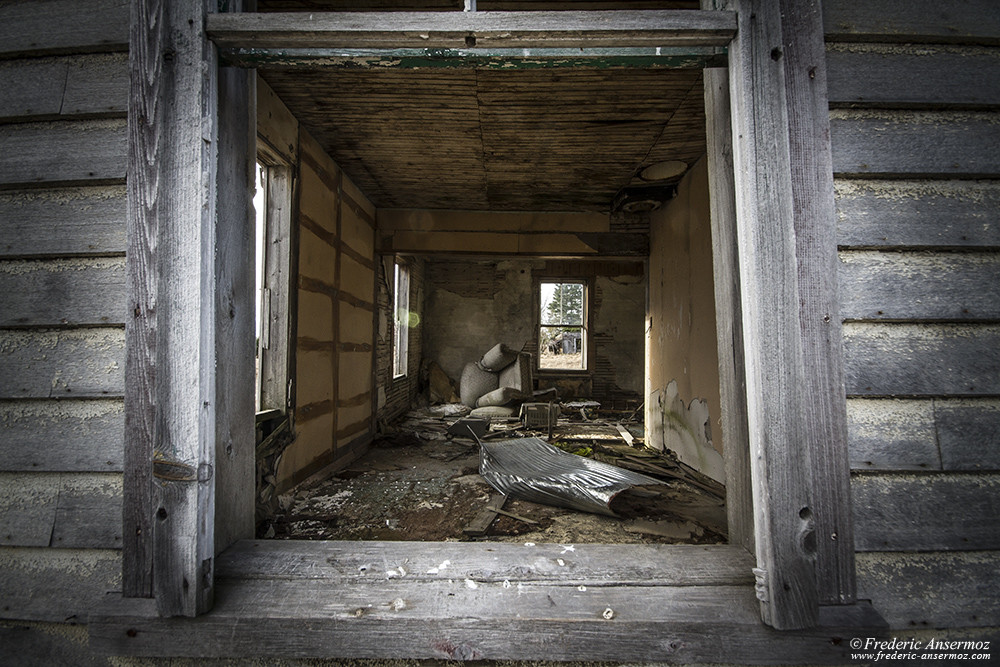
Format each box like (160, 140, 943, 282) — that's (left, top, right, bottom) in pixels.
(257, 0, 706, 212)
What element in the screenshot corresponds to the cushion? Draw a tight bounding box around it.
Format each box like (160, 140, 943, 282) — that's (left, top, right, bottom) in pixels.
(498, 353, 532, 394)
(470, 405, 518, 419)
(476, 386, 525, 408)
(478, 343, 519, 372)
(459, 362, 499, 407)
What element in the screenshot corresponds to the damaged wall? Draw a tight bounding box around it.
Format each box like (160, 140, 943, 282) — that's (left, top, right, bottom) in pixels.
(646, 157, 724, 483)
(276, 127, 378, 491)
(422, 258, 644, 404)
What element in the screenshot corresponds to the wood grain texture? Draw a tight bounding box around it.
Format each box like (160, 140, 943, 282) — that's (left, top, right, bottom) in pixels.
(702, 67, 754, 555)
(0, 53, 128, 122)
(826, 45, 1000, 109)
(835, 180, 1000, 250)
(934, 399, 1000, 472)
(0, 186, 126, 258)
(0, 472, 122, 549)
(779, 0, 855, 607)
(852, 473, 1000, 551)
(0, 547, 121, 623)
(0, 119, 127, 188)
(843, 323, 1000, 396)
(0, 623, 106, 667)
(720, 0, 819, 628)
(830, 111, 1000, 177)
(213, 58, 256, 558)
(856, 550, 1000, 628)
(207, 10, 737, 49)
(0, 329, 124, 399)
(823, 0, 1000, 46)
(846, 398, 940, 471)
(217, 540, 755, 585)
(0, 258, 125, 327)
(0, 399, 124, 472)
(0, 0, 128, 57)
(839, 251, 1000, 321)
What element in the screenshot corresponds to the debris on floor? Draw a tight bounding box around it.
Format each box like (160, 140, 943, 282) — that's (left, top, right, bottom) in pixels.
(263, 402, 727, 545)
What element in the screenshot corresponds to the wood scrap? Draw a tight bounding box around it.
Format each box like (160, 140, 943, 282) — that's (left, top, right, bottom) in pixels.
(463, 493, 507, 537)
(614, 422, 635, 446)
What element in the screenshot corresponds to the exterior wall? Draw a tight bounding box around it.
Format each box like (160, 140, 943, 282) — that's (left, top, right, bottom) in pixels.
(422, 257, 645, 404)
(645, 158, 724, 482)
(0, 0, 129, 653)
(825, 0, 1000, 633)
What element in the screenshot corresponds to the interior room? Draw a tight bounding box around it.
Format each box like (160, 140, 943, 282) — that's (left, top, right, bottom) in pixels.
(248, 19, 729, 545)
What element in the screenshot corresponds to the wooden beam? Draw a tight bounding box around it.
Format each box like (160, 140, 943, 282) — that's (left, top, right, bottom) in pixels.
(778, 0, 855, 607)
(220, 46, 726, 70)
(377, 208, 609, 233)
(207, 10, 737, 50)
(718, 0, 820, 629)
(127, 0, 221, 616)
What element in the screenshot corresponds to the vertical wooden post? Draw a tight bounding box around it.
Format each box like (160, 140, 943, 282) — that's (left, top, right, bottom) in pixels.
(714, 0, 820, 629)
(127, 0, 234, 617)
(778, 0, 856, 606)
(703, 66, 755, 556)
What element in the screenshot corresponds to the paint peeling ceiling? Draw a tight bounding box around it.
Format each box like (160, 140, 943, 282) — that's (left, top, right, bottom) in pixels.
(257, 0, 707, 212)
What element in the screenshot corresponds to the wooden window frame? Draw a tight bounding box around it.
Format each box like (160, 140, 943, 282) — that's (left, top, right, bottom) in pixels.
(535, 277, 593, 375)
(391, 257, 410, 379)
(121, 0, 858, 645)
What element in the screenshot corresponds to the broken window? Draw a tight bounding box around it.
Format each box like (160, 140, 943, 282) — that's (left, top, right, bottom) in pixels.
(538, 280, 587, 371)
(393, 258, 410, 378)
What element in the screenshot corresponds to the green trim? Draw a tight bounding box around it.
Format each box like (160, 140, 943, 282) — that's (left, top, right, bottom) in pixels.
(221, 46, 727, 70)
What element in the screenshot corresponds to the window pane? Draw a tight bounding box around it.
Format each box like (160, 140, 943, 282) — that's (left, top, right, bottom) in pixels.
(541, 282, 584, 325)
(539, 326, 585, 370)
(393, 261, 410, 378)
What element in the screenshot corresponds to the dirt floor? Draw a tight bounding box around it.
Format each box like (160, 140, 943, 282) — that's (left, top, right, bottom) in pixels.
(264, 406, 727, 545)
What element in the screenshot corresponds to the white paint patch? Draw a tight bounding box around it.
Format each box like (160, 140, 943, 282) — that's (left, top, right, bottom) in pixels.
(464, 578, 479, 589)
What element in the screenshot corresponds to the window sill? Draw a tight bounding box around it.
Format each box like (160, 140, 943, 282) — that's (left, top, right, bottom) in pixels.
(89, 540, 884, 662)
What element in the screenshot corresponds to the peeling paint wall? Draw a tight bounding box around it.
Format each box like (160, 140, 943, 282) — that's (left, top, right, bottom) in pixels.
(645, 157, 723, 480)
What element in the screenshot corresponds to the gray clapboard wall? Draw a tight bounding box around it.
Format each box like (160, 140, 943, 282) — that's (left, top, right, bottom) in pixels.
(826, 0, 1000, 631)
(0, 0, 128, 629)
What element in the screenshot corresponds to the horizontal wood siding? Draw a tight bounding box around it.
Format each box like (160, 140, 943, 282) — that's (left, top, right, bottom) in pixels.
(0, 0, 128, 632)
(827, 0, 1000, 631)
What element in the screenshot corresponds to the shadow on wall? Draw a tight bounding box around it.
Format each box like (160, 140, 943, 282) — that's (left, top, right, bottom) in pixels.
(648, 379, 725, 484)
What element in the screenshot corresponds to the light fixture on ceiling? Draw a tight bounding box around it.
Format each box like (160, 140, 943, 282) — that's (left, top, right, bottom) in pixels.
(638, 160, 688, 182)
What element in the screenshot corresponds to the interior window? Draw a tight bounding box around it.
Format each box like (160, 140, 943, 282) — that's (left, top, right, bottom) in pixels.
(538, 280, 587, 370)
(253, 161, 268, 410)
(393, 259, 410, 378)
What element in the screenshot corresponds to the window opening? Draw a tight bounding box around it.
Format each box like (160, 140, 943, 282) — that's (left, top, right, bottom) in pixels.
(254, 162, 268, 411)
(393, 259, 410, 378)
(538, 280, 587, 371)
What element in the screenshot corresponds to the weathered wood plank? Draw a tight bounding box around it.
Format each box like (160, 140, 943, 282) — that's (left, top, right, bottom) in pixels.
(835, 180, 1000, 250)
(207, 10, 737, 49)
(90, 576, 882, 663)
(0, 547, 121, 623)
(719, 0, 820, 628)
(0, 329, 124, 399)
(839, 251, 1000, 321)
(830, 111, 1000, 177)
(0, 0, 128, 57)
(0, 119, 127, 188)
(0, 186, 126, 258)
(217, 540, 755, 586)
(0, 473, 122, 549)
(0, 258, 125, 327)
(377, 208, 608, 233)
(856, 551, 1000, 628)
(846, 398, 940, 471)
(823, 0, 1000, 45)
(0, 54, 128, 122)
(214, 56, 257, 557)
(703, 67, 754, 554)
(0, 623, 105, 667)
(843, 323, 1000, 396)
(826, 45, 1000, 109)
(0, 399, 123, 472)
(256, 77, 298, 164)
(778, 0, 855, 607)
(935, 399, 1000, 472)
(852, 472, 1000, 551)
